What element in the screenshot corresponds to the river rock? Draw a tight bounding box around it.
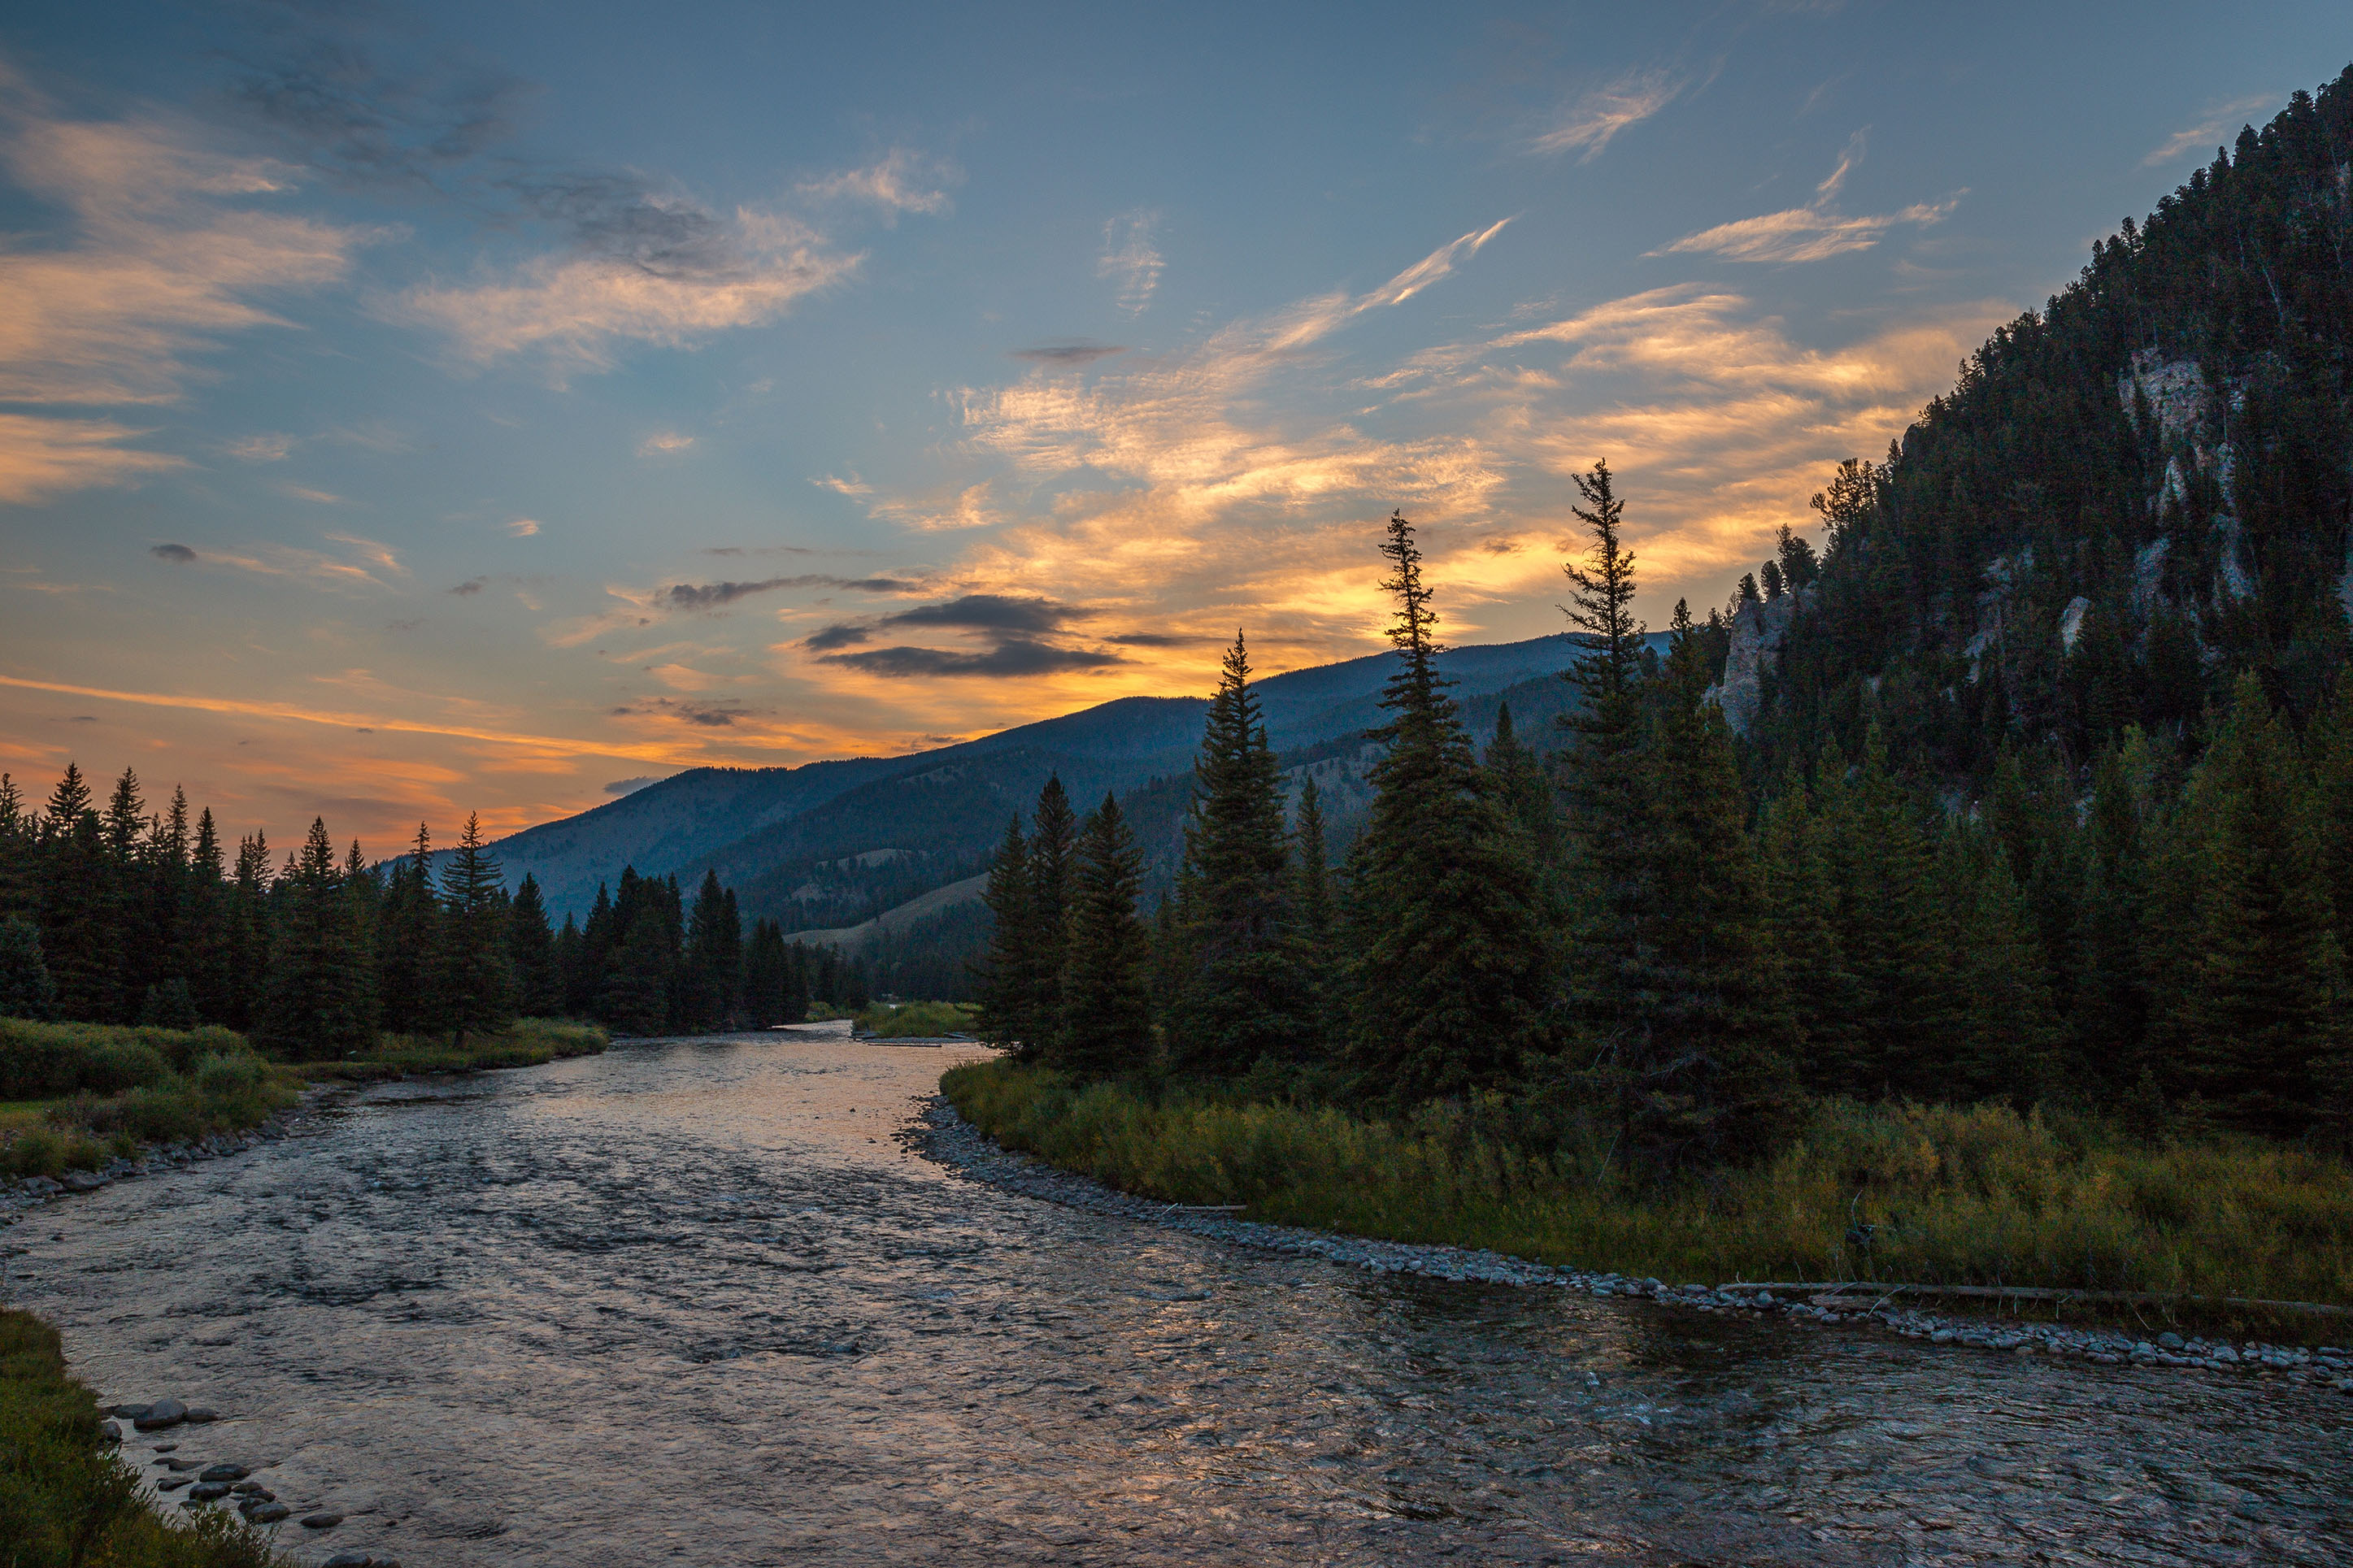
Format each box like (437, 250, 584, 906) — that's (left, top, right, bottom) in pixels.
(242, 1502, 291, 1523)
(302, 1513, 346, 1529)
(198, 1464, 247, 1483)
(189, 1481, 233, 1501)
(183, 1406, 218, 1423)
(133, 1398, 187, 1431)
(59, 1170, 108, 1192)
(322, 1553, 373, 1567)
(159, 1457, 204, 1471)
(2159, 1331, 2186, 1350)
(100, 1421, 121, 1444)
(158, 1476, 193, 1491)
(109, 1403, 150, 1420)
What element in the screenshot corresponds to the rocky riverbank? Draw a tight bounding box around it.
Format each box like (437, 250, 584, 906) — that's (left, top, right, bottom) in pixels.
(0, 1100, 318, 1229)
(915, 1096, 2353, 1394)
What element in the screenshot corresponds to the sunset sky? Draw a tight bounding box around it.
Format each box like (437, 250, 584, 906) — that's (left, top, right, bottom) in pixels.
(2, 1, 2342, 853)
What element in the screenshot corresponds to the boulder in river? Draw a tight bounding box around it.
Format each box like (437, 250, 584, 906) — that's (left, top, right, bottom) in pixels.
(198, 1464, 247, 1483)
(133, 1398, 187, 1431)
(302, 1513, 346, 1529)
(186, 1481, 232, 1502)
(183, 1406, 218, 1422)
(242, 1502, 292, 1523)
(100, 1420, 120, 1444)
(59, 1170, 108, 1192)
(108, 1404, 150, 1420)
(322, 1553, 373, 1567)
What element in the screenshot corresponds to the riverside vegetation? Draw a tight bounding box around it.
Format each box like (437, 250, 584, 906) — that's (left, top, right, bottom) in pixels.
(960, 69, 2353, 1322)
(1, 1308, 281, 1567)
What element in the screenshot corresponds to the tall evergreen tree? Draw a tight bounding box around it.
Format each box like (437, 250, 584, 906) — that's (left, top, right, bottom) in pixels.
(0, 915, 56, 1020)
(0, 774, 28, 920)
(972, 816, 1039, 1053)
(1755, 762, 1859, 1092)
(37, 766, 117, 1023)
(437, 812, 515, 1039)
(1023, 778, 1079, 1054)
(1820, 728, 1953, 1099)
(2075, 736, 2156, 1089)
(377, 825, 441, 1034)
(1485, 701, 1564, 911)
(1608, 603, 1800, 1163)
(508, 874, 560, 1016)
(1558, 462, 1652, 1063)
(1055, 793, 1154, 1078)
(1291, 775, 1335, 1001)
(681, 870, 741, 1030)
(2177, 677, 2346, 1132)
(254, 819, 377, 1060)
(225, 831, 271, 1032)
(1167, 632, 1311, 1075)
(1345, 512, 1555, 1103)
(179, 807, 233, 1026)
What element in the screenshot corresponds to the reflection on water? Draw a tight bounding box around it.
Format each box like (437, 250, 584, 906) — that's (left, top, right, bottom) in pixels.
(7, 1032, 2349, 1566)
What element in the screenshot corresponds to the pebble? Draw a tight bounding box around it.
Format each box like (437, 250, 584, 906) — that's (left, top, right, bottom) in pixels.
(918, 1097, 2347, 1385)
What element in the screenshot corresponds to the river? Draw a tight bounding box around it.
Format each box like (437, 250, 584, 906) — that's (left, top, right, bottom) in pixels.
(4, 1031, 2348, 1566)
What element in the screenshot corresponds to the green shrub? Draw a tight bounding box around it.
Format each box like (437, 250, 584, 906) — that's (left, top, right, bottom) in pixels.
(306, 1018, 611, 1079)
(857, 1001, 978, 1038)
(0, 1308, 285, 1567)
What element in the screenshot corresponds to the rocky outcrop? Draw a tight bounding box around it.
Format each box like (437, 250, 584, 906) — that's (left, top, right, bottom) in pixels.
(1716, 590, 1803, 736)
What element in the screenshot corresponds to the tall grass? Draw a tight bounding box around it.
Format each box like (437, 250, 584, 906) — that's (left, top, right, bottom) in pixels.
(301, 1017, 608, 1079)
(944, 1060, 2353, 1323)
(857, 1000, 977, 1038)
(0, 1021, 291, 1179)
(0, 1308, 285, 1567)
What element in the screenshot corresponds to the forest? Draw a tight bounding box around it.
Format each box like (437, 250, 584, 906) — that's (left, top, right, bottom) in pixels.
(0, 776, 865, 1055)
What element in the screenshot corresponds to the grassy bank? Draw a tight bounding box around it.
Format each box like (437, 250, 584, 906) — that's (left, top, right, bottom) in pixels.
(298, 1018, 608, 1080)
(857, 1001, 977, 1038)
(0, 1018, 607, 1176)
(0, 1307, 282, 1566)
(944, 1059, 2353, 1337)
(0, 1021, 291, 1180)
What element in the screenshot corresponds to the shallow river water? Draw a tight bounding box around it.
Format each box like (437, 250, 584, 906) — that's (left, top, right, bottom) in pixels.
(5, 1032, 2350, 1566)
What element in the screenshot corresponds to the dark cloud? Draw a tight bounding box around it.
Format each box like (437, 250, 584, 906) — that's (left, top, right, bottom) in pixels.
(602, 776, 659, 796)
(63, 715, 98, 723)
(802, 623, 870, 653)
(701, 545, 819, 557)
(449, 577, 485, 596)
(663, 574, 916, 610)
(611, 697, 750, 728)
(818, 640, 1124, 679)
(1104, 631, 1207, 647)
(150, 543, 197, 563)
(1011, 340, 1131, 366)
(226, 28, 524, 190)
(881, 594, 1084, 633)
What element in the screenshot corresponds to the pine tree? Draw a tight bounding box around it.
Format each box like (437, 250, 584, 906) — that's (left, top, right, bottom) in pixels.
(1610, 603, 1800, 1163)
(377, 825, 441, 1034)
(553, 914, 585, 1019)
(1484, 701, 1564, 911)
(225, 831, 271, 1032)
(253, 819, 377, 1061)
(1755, 762, 1859, 1092)
(179, 808, 233, 1026)
(972, 816, 1037, 1053)
(437, 812, 515, 1040)
(1055, 793, 1154, 1078)
(2177, 677, 2346, 1133)
(36, 766, 116, 1023)
(1023, 778, 1079, 1054)
(1345, 512, 1555, 1103)
(0, 915, 56, 1020)
(2075, 736, 2155, 1090)
(1936, 824, 2064, 1103)
(508, 874, 560, 1017)
(1292, 774, 1335, 1011)
(575, 882, 616, 1018)
(681, 870, 740, 1030)
(1559, 463, 1651, 1063)
(1167, 632, 1311, 1076)
(0, 774, 28, 920)
(1819, 728, 1952, 1099)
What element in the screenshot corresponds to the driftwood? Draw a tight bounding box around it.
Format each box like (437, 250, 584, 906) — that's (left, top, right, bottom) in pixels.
(1724, 1280, 2350, 1318)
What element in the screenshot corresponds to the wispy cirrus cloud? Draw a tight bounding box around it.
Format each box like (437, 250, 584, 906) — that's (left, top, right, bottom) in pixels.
(1099, 210, 1164, 314)
(1652, 137, 1959, 263)
(2142, 93, 2277, 167)
(133, 532, 407, 591)
(0, 69, 375, 502)
(795, 147, 958, 219)
(1529, 70, 1679, 160)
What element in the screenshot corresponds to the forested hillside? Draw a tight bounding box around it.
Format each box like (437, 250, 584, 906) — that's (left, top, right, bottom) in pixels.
(976, 67, 2353, 1162)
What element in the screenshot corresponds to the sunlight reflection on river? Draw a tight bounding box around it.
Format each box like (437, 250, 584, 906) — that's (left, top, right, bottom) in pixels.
(7, 1028, 2349, 1566)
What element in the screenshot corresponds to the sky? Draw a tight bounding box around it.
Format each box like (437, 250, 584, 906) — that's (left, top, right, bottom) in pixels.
(1, 1, 2345, 855)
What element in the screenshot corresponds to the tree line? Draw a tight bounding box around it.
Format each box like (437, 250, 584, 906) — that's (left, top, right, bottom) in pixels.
(0, 775, 869, 1052)
(974, 473, 2353, 1171)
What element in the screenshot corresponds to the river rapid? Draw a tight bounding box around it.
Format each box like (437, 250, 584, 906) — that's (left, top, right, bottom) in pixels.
(5, 1030, 2349, 1566)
